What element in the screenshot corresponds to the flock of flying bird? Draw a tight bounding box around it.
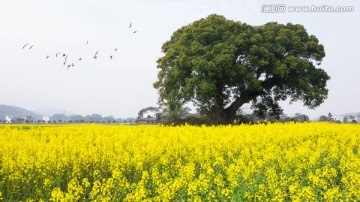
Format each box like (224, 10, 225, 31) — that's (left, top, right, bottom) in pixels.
(22, 23, 137, 70)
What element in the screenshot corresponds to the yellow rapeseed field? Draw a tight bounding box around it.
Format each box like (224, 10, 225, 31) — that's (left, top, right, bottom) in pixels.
(0, 123, 359, 201)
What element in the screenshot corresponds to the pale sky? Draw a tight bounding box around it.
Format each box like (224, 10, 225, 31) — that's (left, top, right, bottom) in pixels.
(0, 0, 359, 119)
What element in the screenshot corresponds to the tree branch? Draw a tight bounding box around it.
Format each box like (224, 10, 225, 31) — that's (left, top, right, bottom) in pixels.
(225, 90, 262, 117)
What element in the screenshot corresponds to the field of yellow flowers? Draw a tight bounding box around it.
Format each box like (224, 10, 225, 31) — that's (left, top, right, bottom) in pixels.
(0, 123, 359, 201)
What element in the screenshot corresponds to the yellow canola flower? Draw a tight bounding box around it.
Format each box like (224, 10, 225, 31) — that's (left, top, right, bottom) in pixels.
(0, 123, 359, 201)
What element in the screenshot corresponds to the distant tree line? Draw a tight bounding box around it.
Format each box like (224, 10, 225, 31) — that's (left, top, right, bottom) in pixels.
(0, 114, 137, 124)
(49, 114, 136, 124)
(136, 105, 314, 125)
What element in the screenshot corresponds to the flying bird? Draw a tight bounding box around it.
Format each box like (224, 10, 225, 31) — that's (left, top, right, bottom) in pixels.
(133, 31, 137, 33)
(63, 54, 66, 57)
(22, 44, 28, 49)
(86, 40, 89, 44)
(110, 55, 113, 60)
(63, 61, 67, 66)
(29, 45, 33, 49)
(115, 48, 117, 52)
(56, 52, 60, 57)
(79, 57, 82, 61)
(95, 51, 99, 55)
(93, 55, 97, 59)
(46, 55, 49, 59)
(128, 23, 132, 28)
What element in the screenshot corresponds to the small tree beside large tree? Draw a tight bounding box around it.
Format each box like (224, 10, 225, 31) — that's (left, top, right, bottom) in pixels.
(154, 14, 330, 123)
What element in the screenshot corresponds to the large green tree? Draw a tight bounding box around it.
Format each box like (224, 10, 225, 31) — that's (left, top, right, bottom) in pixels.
(154, 14, 330, 123)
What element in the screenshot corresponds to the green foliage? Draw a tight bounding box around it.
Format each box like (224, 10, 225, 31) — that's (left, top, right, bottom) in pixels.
(160, 105, 192, 123)
(154, 14, 330, 123)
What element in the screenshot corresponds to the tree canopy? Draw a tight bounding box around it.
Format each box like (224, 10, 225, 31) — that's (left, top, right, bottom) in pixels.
(154, 14, 330, 123)
(137, 106, 159, 120)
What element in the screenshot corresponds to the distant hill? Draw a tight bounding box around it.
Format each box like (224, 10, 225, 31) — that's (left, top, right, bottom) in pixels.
(0, 105, 42, 120)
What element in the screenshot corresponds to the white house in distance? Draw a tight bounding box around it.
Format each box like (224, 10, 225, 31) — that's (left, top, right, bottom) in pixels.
(5, 116, 12, 123)
(137, 109, 160, 125)
(343, 115, 358, 123)
(42, 116, 50, 123)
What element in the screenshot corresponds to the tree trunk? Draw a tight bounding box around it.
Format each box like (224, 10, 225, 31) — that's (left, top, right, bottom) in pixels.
(224, 91, 262, 122)
(211, 86, 263, 124)
(211, 84, 227, 124)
